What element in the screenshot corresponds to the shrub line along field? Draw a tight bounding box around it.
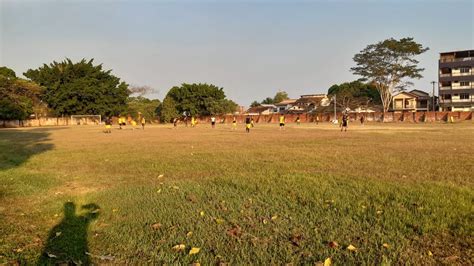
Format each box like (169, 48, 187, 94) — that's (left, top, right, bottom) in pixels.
(0, 122, 473, 265)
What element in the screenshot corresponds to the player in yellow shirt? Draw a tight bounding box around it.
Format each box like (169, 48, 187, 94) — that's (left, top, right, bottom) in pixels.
(131, 120, 137, 130)
(191, 116, 196, 127)
(232, 117, 237, 130)
(279, 115, 285, 130)
(141, 117, 146, 130)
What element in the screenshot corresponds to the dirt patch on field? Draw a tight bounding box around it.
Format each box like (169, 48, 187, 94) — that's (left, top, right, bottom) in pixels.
(51, 180, 101, 196)
(400, 232, 474, 265)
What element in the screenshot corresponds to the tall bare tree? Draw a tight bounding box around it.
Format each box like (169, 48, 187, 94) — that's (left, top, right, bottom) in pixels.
(351, 37, 428, 120)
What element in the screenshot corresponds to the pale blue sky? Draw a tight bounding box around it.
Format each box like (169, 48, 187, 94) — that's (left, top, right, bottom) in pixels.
(1, 0, 473, 105)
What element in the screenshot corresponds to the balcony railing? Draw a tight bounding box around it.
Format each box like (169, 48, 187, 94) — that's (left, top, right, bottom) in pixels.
(439, 85, 474, 90)
(439, 72, 473, 77)
(440, 57, 474, 63)
(439, 99, 474, 103)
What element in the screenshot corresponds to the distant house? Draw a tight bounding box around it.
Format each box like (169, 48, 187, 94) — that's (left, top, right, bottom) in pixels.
(245, 104, 276, 115)
(391, 90, 430, 112)
(274, 99, 299, 113)
(294, 94, 330, 112)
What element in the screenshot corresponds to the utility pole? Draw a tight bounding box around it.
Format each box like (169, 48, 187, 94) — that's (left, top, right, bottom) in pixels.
(431, 81, 437, 112)
(333, 95, 337, 123)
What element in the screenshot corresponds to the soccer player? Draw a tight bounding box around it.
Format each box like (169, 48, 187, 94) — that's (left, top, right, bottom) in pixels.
(232, 117, 237, 130)
(173, 117, 178, 128)
(279, 115, 285, 130)
(245, 116, 251, 133)
(251, 117, 255, 128)
(191, 116, 196, 127)
(104, 117, 112, 133)
(131, 119, 137, 130)
(341, 112, 348, 132)
(141, 117, 146, 130)
(296, 116, 301, 125)
(211, 116, 216, 128)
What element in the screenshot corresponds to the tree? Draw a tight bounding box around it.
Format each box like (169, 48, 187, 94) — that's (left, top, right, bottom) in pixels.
(159, 96, 178, 123)
(126, 96, 161, 121)
(351, 37, 428, 117)
(0, 67, 43, 121)
(273, 91, 289, 103)
(250, 101, 261, 107)
(24, 58, 129, 116)
(327, 81, 380, 110)
(161, 83, 237, 117)
(261, 97, 274, 105)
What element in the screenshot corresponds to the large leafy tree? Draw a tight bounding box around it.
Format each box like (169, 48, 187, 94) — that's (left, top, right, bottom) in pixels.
(328, 80, 381, 110)
(273, 91, 289, 103)
(351, 37, 428, 116)
(158, 96, 178, 123)
(24, 58, 129, 116)
(161, 83, 237, 117)
(126, 96, 161, 121)
(0, 67, 43, 121)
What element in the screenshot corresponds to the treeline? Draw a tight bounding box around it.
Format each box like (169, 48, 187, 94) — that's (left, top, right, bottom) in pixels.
(0, 59, 237, 122)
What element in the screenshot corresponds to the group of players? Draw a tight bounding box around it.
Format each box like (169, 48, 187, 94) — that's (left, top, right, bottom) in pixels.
(103, 112, 350, 133)
(103, 116, 146, 133)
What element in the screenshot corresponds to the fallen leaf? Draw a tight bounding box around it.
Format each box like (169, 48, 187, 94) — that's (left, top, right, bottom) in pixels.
(382, 243, 390, 248)
(47, 252, 57, 258)
(428, 250, 433, 256)
(171, 186, 179, 190)
(376, 210, 383, 215)
(112, 209, 118, 212)
(200, 211, 205, 217)
(157, 189, 162, 193)
(271, 215, 278, 221)
(55, 232, 62, 237)
(347, 244, 357, 252)
(172, 244, 186, 251)
(157, 174, 164, 178)
(189, 247, 200, 255)
(290, 233, 303, 247)
(262, 219, 268, 225)
(324, 257, 332, 266)
(151, 223, 162, 230)
(215, 218, 225, 224)
(226, 226, 242, 238)
(186, 231, 193, 237)
(328, 241, 339, 248)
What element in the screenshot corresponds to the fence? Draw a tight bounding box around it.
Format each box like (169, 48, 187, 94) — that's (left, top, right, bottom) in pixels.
(1, 111, 472, 128)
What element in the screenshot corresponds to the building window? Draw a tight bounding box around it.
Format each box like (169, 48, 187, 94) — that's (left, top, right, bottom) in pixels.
(460, 93, 469, 100)
(460, 81, 470, 87)
(442, 94, 452, 100)
(460, 67, 470, 73)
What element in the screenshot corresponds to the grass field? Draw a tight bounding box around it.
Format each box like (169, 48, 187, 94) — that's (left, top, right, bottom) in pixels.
(0, 122, 473, 265)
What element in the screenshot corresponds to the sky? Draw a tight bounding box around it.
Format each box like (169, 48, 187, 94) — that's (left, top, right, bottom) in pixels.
(1, 0, 473, 106)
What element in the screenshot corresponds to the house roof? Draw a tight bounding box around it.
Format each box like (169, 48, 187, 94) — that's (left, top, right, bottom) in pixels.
(300, 94, 327, 98)
(275, 99, 297, 106)
(393, 91, 419, 98)
(246, 105, 274, 114)
(295, 96, 325, 105)
(409, 89, 430, 98)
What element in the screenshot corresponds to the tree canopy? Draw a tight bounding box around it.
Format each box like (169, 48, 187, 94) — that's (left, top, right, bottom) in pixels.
(0, 67, 43, 120)
(126, 96, 161, 121)
(24, 58, 129, 116)
(160, 83, 237, 119)
(327, 80, 381, 110)
(351, 37, 428, 114)
(253, 90, 290, 106)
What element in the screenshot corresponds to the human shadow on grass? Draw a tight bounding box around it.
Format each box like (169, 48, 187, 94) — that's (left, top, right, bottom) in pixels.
(0, 128, 58, 171)
(37, 202, 100, 265)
